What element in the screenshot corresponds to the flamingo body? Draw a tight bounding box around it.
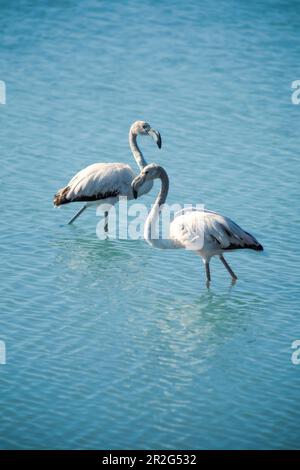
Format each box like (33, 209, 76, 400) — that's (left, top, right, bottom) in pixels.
(169, 209, 263, 260)
(54, 162, 151, 206)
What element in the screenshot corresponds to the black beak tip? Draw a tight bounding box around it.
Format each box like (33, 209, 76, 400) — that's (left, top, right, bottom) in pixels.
(133, 189, 138, 199)
(157, 133, 162, 149)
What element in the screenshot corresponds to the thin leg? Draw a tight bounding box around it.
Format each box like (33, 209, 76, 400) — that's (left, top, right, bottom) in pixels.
(104, 210, 109, 233)
(204, 260, 211, 286)
(67, 205, 87, 225)
(219, 254, 237, 281)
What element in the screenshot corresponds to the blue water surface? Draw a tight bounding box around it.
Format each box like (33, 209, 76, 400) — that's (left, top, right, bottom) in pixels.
(0, 0, 300, 449)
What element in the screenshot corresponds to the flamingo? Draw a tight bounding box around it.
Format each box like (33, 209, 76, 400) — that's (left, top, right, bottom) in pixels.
(131, 164, 263, 285)
(53, 121, 162, 227)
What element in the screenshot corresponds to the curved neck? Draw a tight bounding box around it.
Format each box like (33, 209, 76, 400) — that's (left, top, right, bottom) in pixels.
(144, 168, 174, 249)
(129, 130, 147, 170)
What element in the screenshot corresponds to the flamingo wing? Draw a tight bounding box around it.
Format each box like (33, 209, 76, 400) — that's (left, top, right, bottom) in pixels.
(170, 210, 263, 253)
(54, 163, 135, 205)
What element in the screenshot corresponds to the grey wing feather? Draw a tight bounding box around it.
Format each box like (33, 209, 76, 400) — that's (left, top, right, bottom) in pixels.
(170, 210, 263, 252)
(65, 163, 135, 202)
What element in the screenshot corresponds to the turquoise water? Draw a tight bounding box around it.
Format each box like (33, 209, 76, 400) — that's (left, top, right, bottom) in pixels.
(1, 0, 300, 450)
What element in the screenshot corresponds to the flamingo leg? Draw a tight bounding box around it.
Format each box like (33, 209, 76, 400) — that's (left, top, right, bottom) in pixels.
(104, 211, 109, 233)
(67, 205, 87, 225)
(204, 261, 211, 286)
(219, 254, 237, 281)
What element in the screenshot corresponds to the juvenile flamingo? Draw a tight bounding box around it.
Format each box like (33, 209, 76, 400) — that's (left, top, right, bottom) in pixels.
(131, 164, 263, 285)
(54, 121, 162, 228)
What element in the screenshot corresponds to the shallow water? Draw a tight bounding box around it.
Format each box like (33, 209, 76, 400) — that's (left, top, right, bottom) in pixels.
(0, 0, 300, 449)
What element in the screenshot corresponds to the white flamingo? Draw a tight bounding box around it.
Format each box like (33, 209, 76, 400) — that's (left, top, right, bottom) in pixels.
(54, 121, 162, 227)
(131, 164, 263, 285)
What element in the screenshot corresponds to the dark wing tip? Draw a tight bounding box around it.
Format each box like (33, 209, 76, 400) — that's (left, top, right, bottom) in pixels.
(255, 243, 264, 251)
(53, 186, 70, 206)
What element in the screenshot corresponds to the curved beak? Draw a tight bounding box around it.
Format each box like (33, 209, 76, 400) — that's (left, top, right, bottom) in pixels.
(131, 173, 146, 199)
(148, 128, 162, 149)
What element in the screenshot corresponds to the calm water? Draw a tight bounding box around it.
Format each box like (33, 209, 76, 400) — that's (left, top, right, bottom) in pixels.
(0, 0, 300, 450)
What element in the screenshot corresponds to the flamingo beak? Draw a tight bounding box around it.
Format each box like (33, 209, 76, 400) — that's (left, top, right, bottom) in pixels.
(131, 179, 139, 199)
(149, 128, 162, 149)
(132, 174, 146, 199)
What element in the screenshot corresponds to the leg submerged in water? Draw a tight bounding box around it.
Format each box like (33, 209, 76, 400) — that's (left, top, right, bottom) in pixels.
(104, 210, 109, 233)
(219, 254, 237, 281)
(67, 205, 87, 225)
(204, 260, 211, 287)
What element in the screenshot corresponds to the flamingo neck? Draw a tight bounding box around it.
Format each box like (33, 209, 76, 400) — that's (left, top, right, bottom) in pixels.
(129, 131, 147, 171)
(144, 168, 175, 249)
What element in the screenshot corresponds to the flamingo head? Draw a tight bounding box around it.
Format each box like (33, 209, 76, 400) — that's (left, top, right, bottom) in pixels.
(130, 121, 162, 148)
